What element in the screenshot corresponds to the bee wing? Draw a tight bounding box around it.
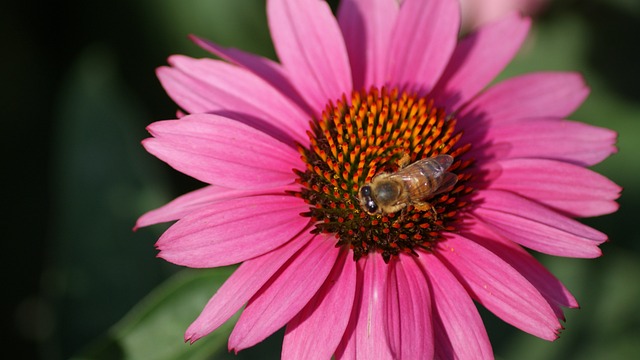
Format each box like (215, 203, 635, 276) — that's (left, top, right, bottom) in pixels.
(432, 172, 458, 196)
(390, 154, 457, 200)
(407, 154, 454, 178)
(431, 154, 454, 172)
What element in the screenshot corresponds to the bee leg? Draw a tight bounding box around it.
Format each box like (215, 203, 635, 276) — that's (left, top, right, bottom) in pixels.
(414, 201, 438, 218)
(397, 153, 411, 168)
(397, 207, 409, 222)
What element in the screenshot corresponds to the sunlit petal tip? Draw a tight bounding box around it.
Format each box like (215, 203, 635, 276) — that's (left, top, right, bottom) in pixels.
(184, 332, 198, 345)
(553, 71, 591, 112)
(155, 65, 170, 78)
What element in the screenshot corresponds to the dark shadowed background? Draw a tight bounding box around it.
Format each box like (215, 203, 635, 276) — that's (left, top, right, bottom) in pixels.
(2, 0, 639, 359)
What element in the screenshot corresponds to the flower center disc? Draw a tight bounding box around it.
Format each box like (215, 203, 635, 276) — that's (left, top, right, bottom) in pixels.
(294, 87, 473, 262)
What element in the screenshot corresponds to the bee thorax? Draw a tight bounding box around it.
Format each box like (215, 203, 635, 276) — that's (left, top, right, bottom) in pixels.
(374, 181, 402, 205)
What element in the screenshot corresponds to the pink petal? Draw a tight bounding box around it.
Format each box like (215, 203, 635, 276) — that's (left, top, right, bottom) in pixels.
(185, 231, 313, 342)
(432, 13, 531, 112)
(419, 252, 493, 360)
(385, 255, 434, 359)
(156, 194, 309, 268)
(157, 56, 309, 144)
(135, 184, 300, 229)
(482, 158, 621, 217)
(355, 255, 395, 359)
(437, 233, 561, 340)
(334, 271, 362, 360)
(341, 255, 394, 359)
(472, 189, 607, 258)
(386, 0, 460, 93)
(458, 72, 589, 125)
(229, 235, 341, 351)
(466, 118, 618, 167)
(463, 220, 578, 316)
(282, 249, 357, 360)
(267, 0, 352, 112)
(189, 35, 315, 117)
(334, 337, 355, 360)
(337, 0, 399, 90)
(143, 114, 301, 189)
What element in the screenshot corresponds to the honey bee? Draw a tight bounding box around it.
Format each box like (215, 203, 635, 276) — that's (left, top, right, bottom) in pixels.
(358, 154, 458, 215)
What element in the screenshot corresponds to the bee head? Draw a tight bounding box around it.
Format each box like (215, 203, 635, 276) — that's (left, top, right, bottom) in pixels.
(358, 185, 379, 214)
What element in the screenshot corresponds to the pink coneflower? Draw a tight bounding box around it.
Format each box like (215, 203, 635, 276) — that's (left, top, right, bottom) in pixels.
(137, 0, 620, 358)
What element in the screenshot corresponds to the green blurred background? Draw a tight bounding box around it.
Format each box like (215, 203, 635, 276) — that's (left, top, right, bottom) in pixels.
(2, 0, 639, 359)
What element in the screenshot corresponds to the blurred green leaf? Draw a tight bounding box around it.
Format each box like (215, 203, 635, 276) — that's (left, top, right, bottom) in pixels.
(145, 0, 275, 60)
(48, 44, 175, 357)
(73, 268, 236, 360)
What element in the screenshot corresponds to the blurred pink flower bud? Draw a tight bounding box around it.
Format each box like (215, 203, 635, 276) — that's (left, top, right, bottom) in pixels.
(460, 0, 550, 30)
